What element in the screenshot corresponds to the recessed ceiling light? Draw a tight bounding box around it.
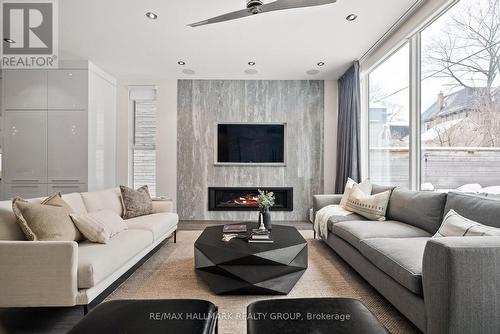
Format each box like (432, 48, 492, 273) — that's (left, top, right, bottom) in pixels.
(178, 61, 186, 65)
(182, 69, 196, 75)
(3, 38, 15, 43)
(346, 14, 357, 21)
(146, 12, 158, 20)
(306, 69, 320, 75)
(248, 61, 256, 66)
(317, 62, 325, 66)
(245, 69, 258, 75)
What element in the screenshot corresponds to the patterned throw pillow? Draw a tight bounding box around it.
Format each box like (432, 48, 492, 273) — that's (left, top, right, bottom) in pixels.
(434, 210, 500, 237)
(340, 178, 372, 208)
(12, 192, 83, 241)
(120, 185, 153, 219)
(344, 185, 391, 221)
(70, 210, 128, 244)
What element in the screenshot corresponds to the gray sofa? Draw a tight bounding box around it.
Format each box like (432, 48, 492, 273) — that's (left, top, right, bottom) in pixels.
(313, 186, 500, 334)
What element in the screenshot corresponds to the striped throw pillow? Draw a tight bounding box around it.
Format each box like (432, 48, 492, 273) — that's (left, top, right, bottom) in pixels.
(434, 210, 500, 237)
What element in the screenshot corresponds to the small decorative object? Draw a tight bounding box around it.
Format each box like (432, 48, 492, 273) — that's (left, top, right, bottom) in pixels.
(257, 189, 275, 230)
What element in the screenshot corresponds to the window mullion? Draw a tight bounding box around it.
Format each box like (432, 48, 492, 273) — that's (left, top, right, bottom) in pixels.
(409, 33, 421, 191)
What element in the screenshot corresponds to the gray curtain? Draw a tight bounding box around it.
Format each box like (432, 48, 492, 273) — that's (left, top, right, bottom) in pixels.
(335, 61, 361, 193)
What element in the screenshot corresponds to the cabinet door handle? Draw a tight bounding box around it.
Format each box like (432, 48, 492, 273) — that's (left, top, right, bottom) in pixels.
(11, 180, 40, 183)
(10, 185, 39, 189)
(52, 185, 81, 189)
(50, 180, 80, 183)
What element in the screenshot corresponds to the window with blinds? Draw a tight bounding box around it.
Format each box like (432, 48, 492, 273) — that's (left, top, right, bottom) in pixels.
(132, 101, 157, 196)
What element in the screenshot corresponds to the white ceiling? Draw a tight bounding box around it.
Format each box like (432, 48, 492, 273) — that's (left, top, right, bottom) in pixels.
(59, 0, 417, 81)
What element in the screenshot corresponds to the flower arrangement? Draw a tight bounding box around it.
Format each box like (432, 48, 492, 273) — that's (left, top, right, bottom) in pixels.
(257, 190, 275, 211)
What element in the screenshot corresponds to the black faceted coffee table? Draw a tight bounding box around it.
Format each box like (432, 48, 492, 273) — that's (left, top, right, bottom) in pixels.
(194, 224, 308, 295)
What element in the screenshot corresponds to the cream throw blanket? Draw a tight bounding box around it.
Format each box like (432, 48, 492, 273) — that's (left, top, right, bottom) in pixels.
(314, 205, 352, 239)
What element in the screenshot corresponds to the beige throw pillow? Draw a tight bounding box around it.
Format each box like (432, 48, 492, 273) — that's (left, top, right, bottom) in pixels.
(340, 178, 372, 208)
(434, 210, 500, 237)
(120, 185, 153, 219)
(345, 185, 391, 221)
(70, 210, 128, 244)
(12, 192, 83, 241)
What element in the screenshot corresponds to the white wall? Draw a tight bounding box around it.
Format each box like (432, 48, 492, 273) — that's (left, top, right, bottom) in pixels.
(116, 79, 178, 211)
(324, 80, 338, 194)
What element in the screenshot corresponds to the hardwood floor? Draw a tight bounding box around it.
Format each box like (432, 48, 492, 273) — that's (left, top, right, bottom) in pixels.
(0, 221, 313, 333)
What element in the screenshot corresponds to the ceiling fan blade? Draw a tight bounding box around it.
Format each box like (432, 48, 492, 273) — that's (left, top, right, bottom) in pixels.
(262, 0, 336, 12)
(188, 0, 336, 27)
(188, 8, 254, 27)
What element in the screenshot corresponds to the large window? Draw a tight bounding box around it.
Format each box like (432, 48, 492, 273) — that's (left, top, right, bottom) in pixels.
(366, 0, 500, 193)
(132, 100, 157, 196)
(420, 0, 500, 191)
(368, 43, 410, 187)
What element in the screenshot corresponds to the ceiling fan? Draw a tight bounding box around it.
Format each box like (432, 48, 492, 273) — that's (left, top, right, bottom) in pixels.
(188, 0, 337, 27)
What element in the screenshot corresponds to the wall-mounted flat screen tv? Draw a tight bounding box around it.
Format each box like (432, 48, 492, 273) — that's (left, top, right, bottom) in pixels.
(216, 123, 286, 164)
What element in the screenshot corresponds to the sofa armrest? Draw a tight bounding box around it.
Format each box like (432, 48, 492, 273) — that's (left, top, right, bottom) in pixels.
(152, 200, 174, 213)
(423, 237, 500, 334)
(0, 241, 78, 307)
(312, 194, 343, 218)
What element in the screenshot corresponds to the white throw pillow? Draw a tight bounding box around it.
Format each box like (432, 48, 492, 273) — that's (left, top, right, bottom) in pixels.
(340, 178, 372, 208)
(344, 185, 391, 221)
(71, 210, 128, 244)
(434, 210, 500, 238)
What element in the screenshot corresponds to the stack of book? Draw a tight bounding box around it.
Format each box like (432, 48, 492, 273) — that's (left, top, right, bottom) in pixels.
(248, 229, 273, 244)
(222, 224, 247, 234)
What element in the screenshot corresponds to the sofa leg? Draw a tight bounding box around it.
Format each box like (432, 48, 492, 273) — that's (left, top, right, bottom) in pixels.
(174, 230, 177, 243)
(83, 305, 88, 315)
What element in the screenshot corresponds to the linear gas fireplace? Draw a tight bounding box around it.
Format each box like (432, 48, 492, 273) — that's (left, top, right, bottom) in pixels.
(208, 187, 293, 211)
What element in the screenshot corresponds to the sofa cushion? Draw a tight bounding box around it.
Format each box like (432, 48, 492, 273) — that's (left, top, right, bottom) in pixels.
(387, 188, 447, 234)
(12, 193, 82, 241)
(444, 192, 500, 228)
(78, 229, 153, 288)
(62, 193, 87, 214)
(371, 184, 396, 195)
(327, 213, 367, 232)
(81, 188, 123, 217)
(359, 238, 429, 295)
(434, 209, 500, 237)
(0, 200, 25, 240)
(332, 220, 431, 250)
(344, 186, 391, 221)
(71, 210, 128, 244)
(120, 185, 153, 219)
(126, 212, 178, 241)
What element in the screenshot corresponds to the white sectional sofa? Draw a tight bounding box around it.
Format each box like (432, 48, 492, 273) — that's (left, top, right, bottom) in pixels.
(0, 188, 178, 309)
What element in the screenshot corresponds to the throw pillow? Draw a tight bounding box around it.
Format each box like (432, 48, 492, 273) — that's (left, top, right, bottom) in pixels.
(70, 210, 128, 244)
(12, 192, 82, 241)
(434, 210, 500, 237)
(344, 185, 391, 221)
(340, 178, 372, 208)
(120, 185, 153, 219)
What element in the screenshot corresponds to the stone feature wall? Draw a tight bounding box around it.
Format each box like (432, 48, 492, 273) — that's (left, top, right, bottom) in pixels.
(177, 80, 324, 221)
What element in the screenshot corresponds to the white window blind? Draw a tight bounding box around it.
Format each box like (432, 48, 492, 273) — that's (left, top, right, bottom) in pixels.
(132, 100, 157, 196)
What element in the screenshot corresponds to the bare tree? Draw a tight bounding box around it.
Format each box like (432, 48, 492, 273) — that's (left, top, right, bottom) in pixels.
(424, 0, 500, 147)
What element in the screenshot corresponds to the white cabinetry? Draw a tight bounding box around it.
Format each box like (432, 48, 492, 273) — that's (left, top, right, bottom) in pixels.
(4, 70, 47, 110)
(47, 110, 88, 183)
(1, 62, 116, 200)
(3, 111, 48, 184)
(48, 70, 88, 110)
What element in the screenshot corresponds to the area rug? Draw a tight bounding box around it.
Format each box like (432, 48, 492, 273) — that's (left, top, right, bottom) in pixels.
(105, 230, 421, 334)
